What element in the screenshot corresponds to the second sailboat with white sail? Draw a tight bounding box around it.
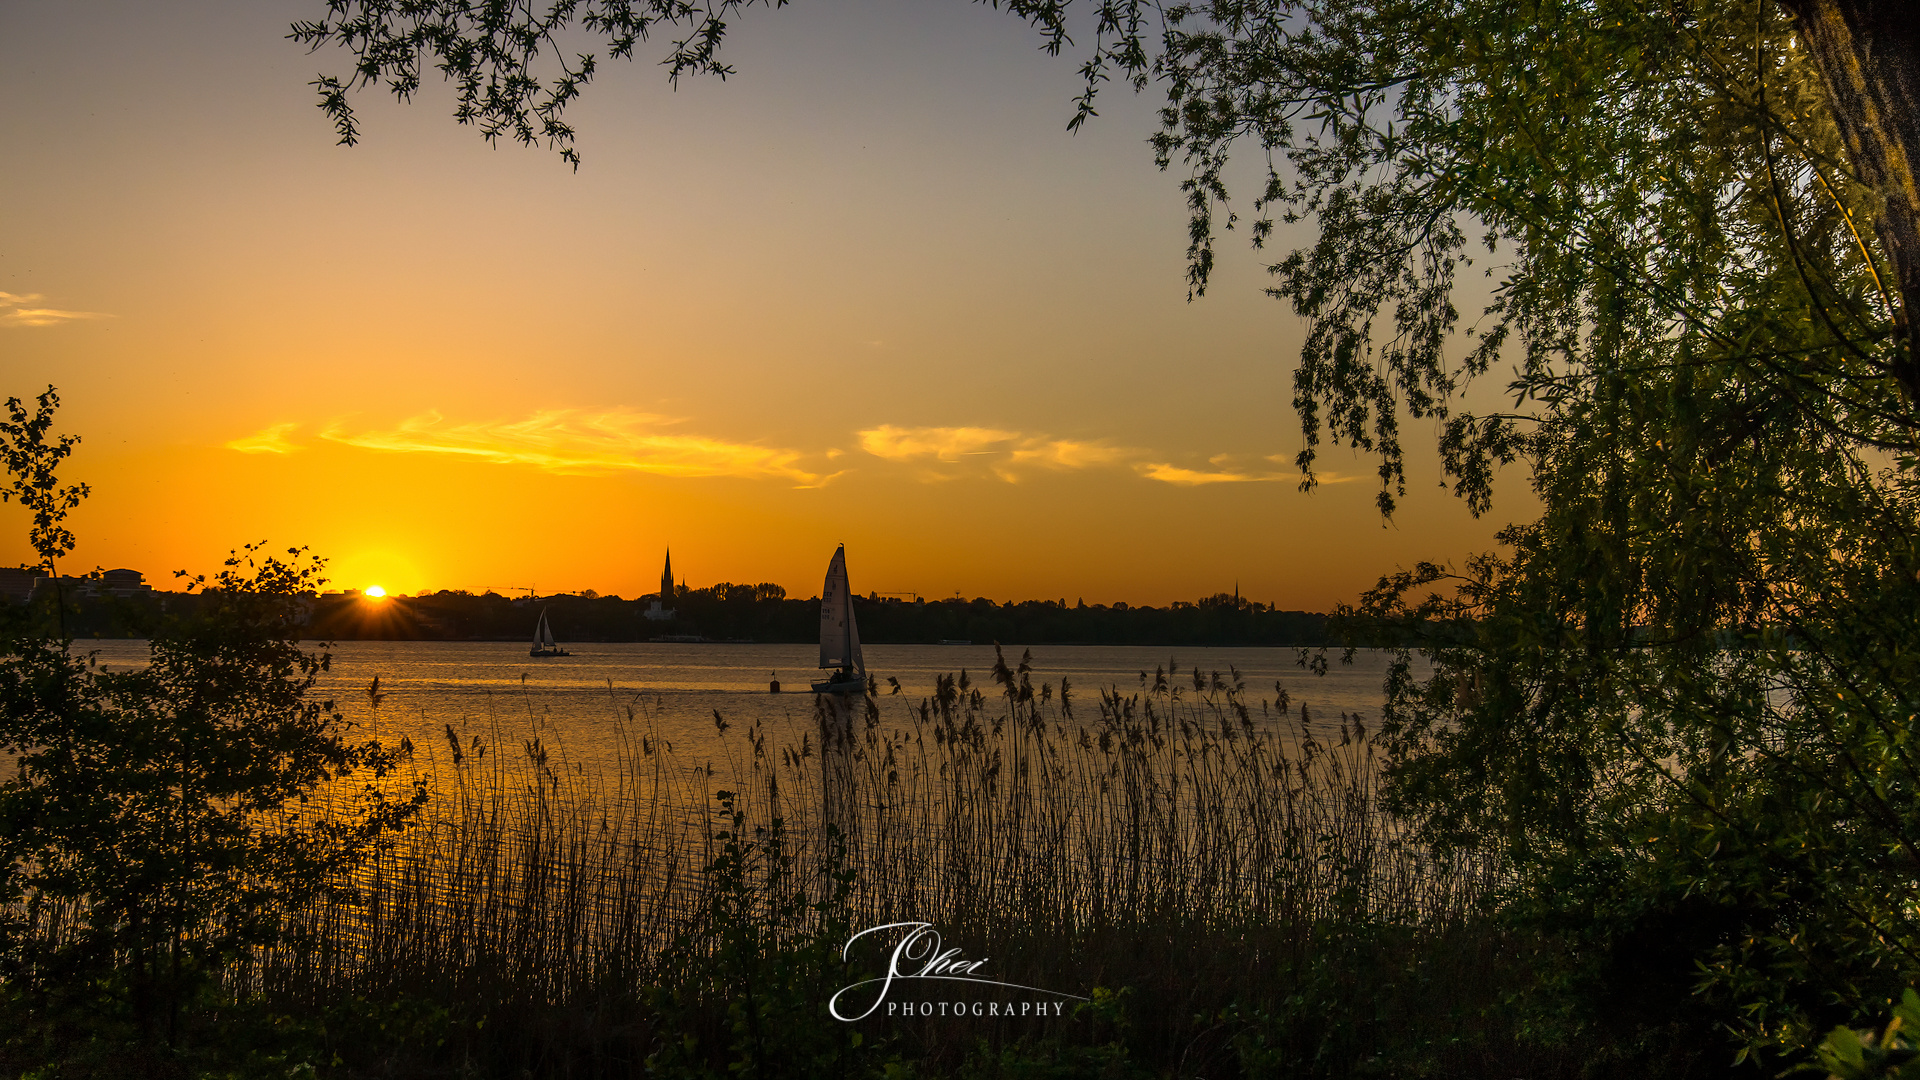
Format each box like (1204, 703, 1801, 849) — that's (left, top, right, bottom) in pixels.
(530, 606, 570, 657)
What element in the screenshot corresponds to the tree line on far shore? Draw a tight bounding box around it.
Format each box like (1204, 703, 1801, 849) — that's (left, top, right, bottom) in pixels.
(21, 584, 1335, 647)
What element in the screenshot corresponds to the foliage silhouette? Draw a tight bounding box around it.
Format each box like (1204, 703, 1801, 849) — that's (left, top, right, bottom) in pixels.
(0, 392, 425, 1050)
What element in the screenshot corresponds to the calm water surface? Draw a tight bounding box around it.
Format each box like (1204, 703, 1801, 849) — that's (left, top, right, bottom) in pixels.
(75, 640, 1412, 783)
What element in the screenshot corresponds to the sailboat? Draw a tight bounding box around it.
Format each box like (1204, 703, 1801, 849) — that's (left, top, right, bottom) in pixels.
(529, 606, 570, 657)
(811, 545, 865, 694)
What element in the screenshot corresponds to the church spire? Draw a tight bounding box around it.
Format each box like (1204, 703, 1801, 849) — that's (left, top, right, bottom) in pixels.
(642, 547, 678, 623)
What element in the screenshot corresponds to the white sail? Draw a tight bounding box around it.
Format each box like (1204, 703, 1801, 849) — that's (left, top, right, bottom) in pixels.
(818, 545, 863, 676)
(530, 607, 568, 656)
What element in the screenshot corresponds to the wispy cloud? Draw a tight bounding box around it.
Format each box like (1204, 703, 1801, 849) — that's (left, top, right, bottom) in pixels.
(0, 291, 112, 328)
(1010, 438, 1130, 470)
(233, 409, 1341, 495)
(856, 424, 1343, 488)
(1138, 464, 1270, 485)
(1137, 455, 1356, 486)
(227, 423, 302, 454)
(309, 409, 835, 487)
(858, 425, 1129, 482)
(859, 425, 1023, 462)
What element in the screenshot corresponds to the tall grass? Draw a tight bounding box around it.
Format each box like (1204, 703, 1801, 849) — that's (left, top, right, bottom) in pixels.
(804, 652, 1493, 938)
(225, 651, 1514, 1075)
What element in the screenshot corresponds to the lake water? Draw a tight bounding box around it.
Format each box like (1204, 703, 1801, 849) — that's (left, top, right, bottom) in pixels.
(73, 639, 1409, 786)
(56, 639, 1467, 955)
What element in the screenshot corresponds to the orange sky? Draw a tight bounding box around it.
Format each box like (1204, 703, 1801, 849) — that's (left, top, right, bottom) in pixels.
(0, 0, 1528, 609)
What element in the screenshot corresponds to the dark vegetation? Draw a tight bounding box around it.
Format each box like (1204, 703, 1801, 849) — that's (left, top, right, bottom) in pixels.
(0, 554, 1582, 1080)
(0, 391, 1754, 1080)
(27, 586, 1335, 648)
(304, 588, 1333, 647)
(9, 0, 1920, 1072)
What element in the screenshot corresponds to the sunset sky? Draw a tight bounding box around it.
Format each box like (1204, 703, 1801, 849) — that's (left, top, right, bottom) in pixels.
(1, 0, 1527, 608)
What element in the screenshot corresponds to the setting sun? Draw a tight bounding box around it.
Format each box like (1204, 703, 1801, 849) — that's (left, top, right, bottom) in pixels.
(364, 585, 386, 599)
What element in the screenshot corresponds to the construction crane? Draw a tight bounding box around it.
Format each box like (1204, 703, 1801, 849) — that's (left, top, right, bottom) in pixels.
(481, 585, 537, 599)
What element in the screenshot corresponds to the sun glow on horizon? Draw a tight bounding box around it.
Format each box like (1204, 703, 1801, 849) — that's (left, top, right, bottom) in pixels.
(0, 0, 1526, 613)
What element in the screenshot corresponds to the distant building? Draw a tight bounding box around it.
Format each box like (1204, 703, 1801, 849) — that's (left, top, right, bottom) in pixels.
(30, 574, 97, 600)
(22, 568, 154, 601)
(101, 568, 152, 597)
(643, 548, 677, 622)
(0, 566, 35, 603)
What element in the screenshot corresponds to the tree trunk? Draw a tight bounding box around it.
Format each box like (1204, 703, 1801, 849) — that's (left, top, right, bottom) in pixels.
(1776, 0, 1920, 396)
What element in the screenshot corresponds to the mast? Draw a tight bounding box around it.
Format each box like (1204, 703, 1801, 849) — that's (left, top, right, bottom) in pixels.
(846, 575, 863, 679)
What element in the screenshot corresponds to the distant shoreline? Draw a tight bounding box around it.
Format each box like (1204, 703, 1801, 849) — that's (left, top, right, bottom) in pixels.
(32, 588, 1345, 649)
